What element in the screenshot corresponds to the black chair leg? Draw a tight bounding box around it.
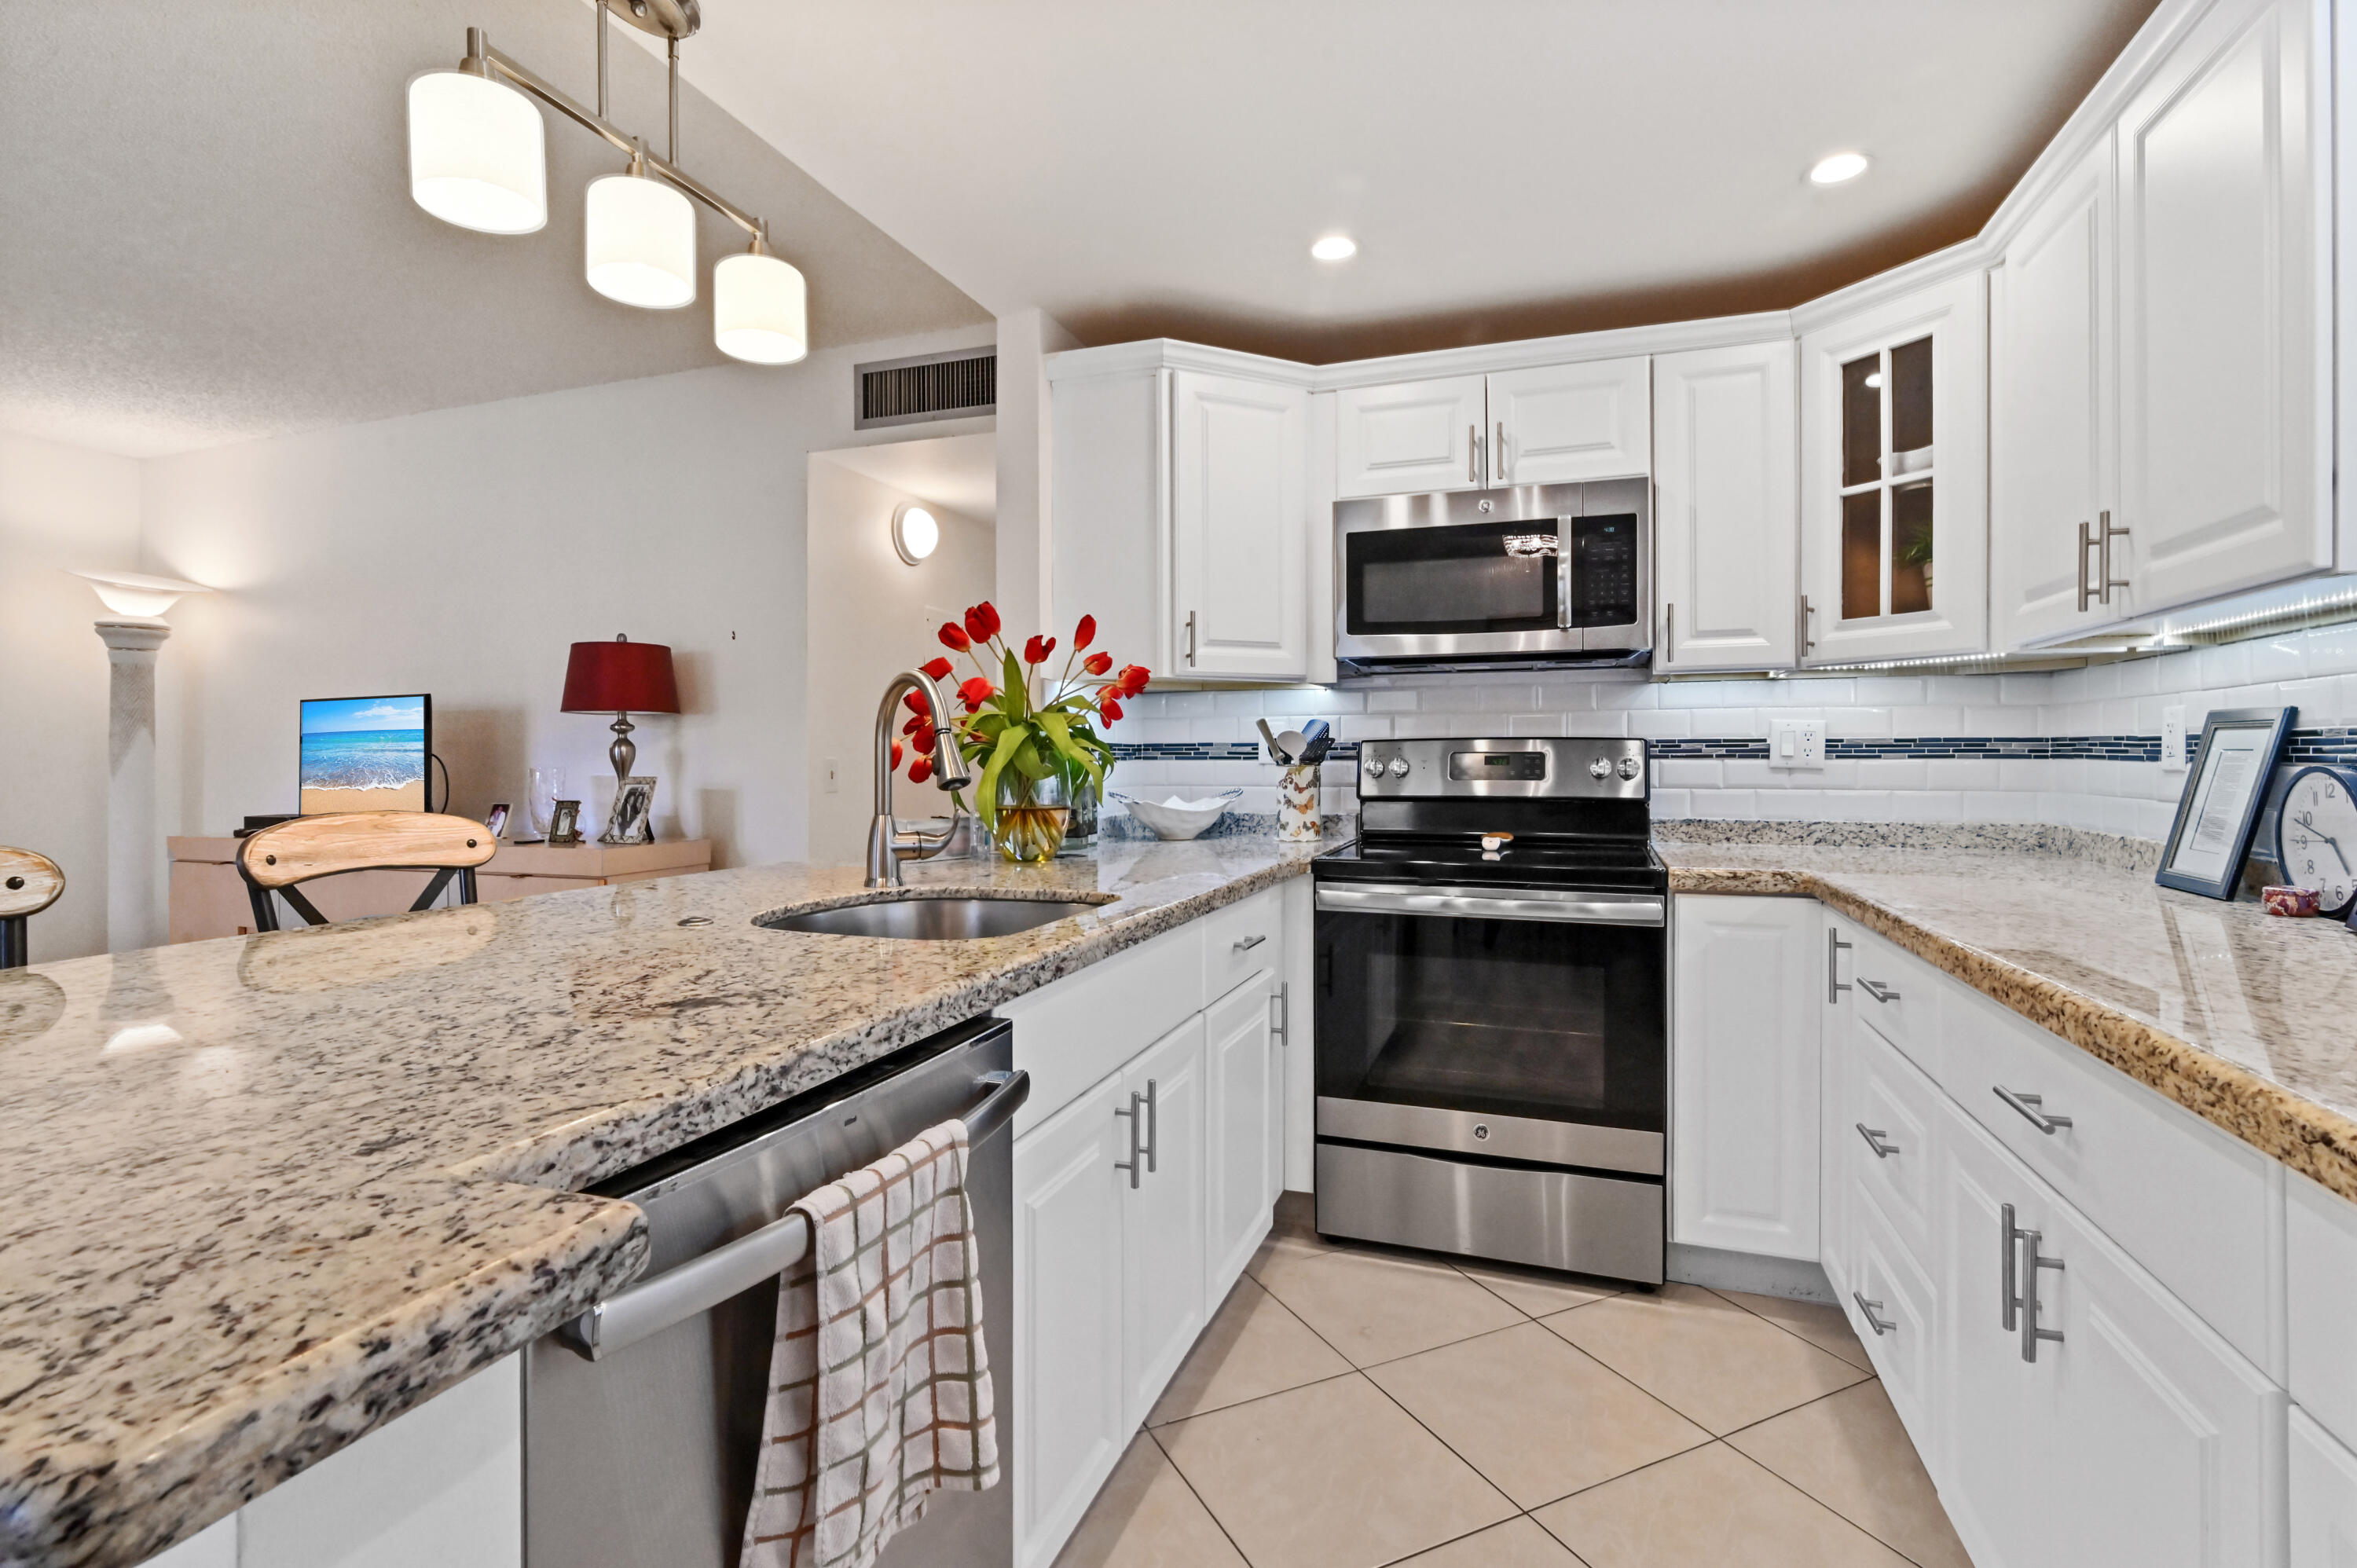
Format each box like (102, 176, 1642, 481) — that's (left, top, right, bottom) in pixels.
(245, 881, 280, 934)
(0, 915, 25, 969)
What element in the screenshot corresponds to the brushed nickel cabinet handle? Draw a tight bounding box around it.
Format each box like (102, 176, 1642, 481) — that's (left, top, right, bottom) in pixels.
(1994, 1086, 2072, 1134)
(1185, 610, 1197, 665)
(1142, 1078, 1160, 1174)
(1858, 978, 1900, 1004)
(1233, 932, 1266, 952)
(2077, 520, 2097, 612)
(1468, 424, 1479, 483)
(1856, 1123, 1900, 1159)
(1497, 419, 1509, 482)
(1853, 1292, 1897, 1336)
(1827, 929, 1851, 1002)
(1113, 1091, 1142, 1188)
(2099, 511, 2130, 606)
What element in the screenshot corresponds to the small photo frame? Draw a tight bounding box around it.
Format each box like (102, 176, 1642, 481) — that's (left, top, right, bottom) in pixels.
(2157, 706, 2297, 900)
(483, 803, 511, 839)
(547, 799, 584, 848)
(601, 775, 656, 845)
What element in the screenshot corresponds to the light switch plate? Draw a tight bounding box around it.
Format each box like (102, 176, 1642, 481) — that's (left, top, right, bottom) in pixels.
(2161, 707, 2187, 772)
(1769, 718, 1826, 771)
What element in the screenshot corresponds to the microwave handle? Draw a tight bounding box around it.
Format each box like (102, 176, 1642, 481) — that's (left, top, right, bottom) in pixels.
(1556, 515, 1574, 630)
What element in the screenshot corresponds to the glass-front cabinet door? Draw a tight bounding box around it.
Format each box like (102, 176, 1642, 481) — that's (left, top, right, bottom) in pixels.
(1799, 271, 1988, 663)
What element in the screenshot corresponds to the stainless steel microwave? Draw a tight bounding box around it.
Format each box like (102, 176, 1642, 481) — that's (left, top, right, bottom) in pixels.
(1333, 478, 1651, 673)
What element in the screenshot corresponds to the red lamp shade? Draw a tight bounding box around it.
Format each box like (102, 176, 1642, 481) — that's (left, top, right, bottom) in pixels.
(561, 636, 680, 714)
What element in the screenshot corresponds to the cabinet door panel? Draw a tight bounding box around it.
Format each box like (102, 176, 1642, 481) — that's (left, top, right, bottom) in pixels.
(1850, 1016, 1940, 1260)
(1851, 1192, 1938, 1442)
(1670, 896, 1820, 1259)
(2292, 1405, 2357, 1568)
(1012, 1079, 1130, 1568)
(2118, 0, 2330, 613)
(1992, 137, 2116, 650)
(1654, 340, 1798, 671)
(1205, 973, 1278, 1299)
(1122, 1017, 1209, 1431)
(1171, 372, 1308, 679)
(1334, 376, 1489, 496)
(1820, 915, 1857, 1295)
(1488, 358, 1650, 485)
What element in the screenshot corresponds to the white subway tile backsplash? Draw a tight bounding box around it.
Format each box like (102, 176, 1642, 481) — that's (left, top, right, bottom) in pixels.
(1365, 689, 1419, 713)
(1561, 711, 1633, 738)
(1627, 710, 1695, 738)
(2247, 637, 2308, 683)
(1852, 677, 1927, 706)
(1926, 758, 2000, 791)
(1659, 759, 1723, 789)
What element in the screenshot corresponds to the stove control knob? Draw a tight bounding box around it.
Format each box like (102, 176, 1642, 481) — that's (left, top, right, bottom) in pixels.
(1362, 752, 1386, 778)
(1387, 756, 1411, 778)
(1589, 757, 1612, 780)
(1617, 757, 1642, 780)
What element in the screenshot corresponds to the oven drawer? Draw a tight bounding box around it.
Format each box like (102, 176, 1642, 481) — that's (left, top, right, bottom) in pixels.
(1316, 1141, 1664, 1284)
(1318, 1095, 1662, 1176)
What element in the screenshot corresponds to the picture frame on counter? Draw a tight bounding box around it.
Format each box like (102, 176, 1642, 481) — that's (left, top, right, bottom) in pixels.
(546, 800, 583, 848)
(600, 776, 656, 845)
(484, 802, 511, 839)
(2157, 707, 2297, 900)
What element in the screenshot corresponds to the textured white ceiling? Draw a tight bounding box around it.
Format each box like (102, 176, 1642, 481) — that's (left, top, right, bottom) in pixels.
(817, 433, 998, 525)
(680, 0, 2159, 361)
(0, 2, 988, 457)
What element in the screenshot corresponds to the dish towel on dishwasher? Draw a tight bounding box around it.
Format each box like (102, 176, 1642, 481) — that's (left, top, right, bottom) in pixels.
(740, 1117, 999, 1568)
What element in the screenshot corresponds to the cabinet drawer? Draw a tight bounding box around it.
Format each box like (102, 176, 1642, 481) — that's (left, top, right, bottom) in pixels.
(999, 923, 1206, 1134)
(1845, 927, 1938, 1068)
(1200, 885, 1282, 1002)
(1942, 980, 2280, 1373)
(1849, 1192, 1937, 1442)
(1847, 1014, 1940, 1265)
(2288, 1174, 2357, 1453)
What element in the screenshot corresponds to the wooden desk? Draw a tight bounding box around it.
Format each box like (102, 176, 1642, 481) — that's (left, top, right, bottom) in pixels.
(167, 837, 714, 942)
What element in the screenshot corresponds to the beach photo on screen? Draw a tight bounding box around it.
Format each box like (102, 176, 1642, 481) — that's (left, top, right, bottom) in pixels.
(299, 694, 429, 814)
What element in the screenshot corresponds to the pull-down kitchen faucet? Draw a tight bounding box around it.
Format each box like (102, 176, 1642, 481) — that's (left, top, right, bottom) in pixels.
(867, 669, 974, 888)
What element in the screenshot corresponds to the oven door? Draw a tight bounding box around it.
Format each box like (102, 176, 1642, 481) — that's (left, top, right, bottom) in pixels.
(1312, 882, 1666, 1175)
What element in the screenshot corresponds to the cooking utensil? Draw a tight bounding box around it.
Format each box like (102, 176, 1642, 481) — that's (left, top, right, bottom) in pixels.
(1256, 719, 1293, 764)
(1296, 720, 1333, 766)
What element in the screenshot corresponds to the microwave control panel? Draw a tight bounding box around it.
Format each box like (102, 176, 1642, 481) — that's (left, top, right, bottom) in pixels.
(1567, 513, 1640, 629)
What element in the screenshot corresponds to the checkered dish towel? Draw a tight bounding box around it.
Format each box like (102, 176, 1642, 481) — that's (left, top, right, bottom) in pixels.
(740, 1117, 1000, 1568)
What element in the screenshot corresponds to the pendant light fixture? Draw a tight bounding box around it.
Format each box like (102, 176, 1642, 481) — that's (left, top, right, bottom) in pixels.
(713, 228, 808, 364)
(405, 3, 801, 363)
(407, 68, 547, 233)
(585, 148, 697, 309)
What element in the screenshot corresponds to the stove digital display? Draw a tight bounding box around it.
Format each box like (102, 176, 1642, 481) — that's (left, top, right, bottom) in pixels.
(1449, 751, 1549, 782)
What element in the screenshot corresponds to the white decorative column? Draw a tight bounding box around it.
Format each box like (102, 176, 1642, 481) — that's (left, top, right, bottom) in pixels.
(97, 620, 170, 954)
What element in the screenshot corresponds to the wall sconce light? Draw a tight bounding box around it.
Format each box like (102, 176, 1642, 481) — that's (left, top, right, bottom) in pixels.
(68, 569, 212, 623)
(892, 504, 939, 565)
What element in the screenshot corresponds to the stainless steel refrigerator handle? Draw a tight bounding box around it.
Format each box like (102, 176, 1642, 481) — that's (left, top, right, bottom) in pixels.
(1315, 882, 1665, 928)
(559, 1067, 1032, 1361)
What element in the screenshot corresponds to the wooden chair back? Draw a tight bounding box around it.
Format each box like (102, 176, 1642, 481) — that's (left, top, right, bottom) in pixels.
(236, 812, 497, 932)
(0, 846, 64, 969)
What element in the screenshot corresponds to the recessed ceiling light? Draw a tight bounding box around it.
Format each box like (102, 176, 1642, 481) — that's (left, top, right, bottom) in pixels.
(1809, 152, 1871, 186)
(1310, 234, 1358, 262)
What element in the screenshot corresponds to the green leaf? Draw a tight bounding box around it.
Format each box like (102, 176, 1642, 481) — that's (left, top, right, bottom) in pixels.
(1039, 710, 1105, 791)
(974, 724, 1028, 829)
(1003, 647, 1028, 718)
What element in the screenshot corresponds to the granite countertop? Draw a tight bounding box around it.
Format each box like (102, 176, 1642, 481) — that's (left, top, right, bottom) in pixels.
(0, 836, 1318, 1568)
(1659, 824, 2357, 1207)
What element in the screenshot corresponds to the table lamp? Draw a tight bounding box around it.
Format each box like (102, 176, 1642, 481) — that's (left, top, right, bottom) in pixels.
(561, 634, 681, 786)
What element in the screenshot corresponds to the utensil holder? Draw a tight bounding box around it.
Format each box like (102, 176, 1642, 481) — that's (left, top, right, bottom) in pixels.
(1279, 764, 1321, 841)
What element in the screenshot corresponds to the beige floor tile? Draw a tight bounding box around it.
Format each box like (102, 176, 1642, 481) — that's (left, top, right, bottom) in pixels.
(1368, 1321, 1710, 1508)
(1713, 1288, 1875, 1372)
(1053, 1431, 1247, 1568)
(1390, 1517, 1585, 1568)
(1252, 1244, 1524, 1366)
(1246, 1227, 1333, 1280)
(1453, 1260, 1622, 1318)
(1541, 1284, 1871, 1434)
(1157, 1373, 1516, 1568)
(1532, 1442, 1914, 1568)
(1148, 1274, 1353, 1426)
(1725, 1381, 1973, 1568)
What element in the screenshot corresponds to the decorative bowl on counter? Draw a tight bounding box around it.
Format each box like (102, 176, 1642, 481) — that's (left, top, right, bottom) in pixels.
(1110, 790, 1242, 841)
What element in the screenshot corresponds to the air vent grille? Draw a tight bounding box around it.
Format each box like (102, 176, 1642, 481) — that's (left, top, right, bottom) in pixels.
(855, 349, 996, 429)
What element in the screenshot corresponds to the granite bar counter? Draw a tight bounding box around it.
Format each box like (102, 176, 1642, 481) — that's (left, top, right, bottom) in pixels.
(1659, 822, 2357, 1207)
(0, 837, 1318, 1568)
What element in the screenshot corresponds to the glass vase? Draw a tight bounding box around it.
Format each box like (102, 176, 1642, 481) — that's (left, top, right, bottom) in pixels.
(992, 771, 1069, 863)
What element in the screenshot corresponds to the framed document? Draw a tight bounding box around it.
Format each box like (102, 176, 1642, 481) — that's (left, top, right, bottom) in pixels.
(2157, 707, 2297, 899)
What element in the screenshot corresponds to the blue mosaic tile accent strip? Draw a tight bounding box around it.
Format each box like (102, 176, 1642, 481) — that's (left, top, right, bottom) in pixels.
(1104, 730, 2355, 766)
(2286, 727, 2357, 763)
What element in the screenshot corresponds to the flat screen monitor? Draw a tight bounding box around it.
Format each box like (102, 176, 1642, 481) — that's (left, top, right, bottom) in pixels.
(299, 694, 431, 814)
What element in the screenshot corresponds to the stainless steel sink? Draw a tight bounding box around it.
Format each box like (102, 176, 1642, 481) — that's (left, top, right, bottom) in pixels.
(755, 895, 1103, 940)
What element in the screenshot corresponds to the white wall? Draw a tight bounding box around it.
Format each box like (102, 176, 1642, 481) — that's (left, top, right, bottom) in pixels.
(137, 328, 992, 883)
(804, 456, 994, 866)
(0, 431, 143, 960)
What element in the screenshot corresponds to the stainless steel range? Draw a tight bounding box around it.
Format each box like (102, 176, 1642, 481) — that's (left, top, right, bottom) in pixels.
(1311, 736, 1666, 1284)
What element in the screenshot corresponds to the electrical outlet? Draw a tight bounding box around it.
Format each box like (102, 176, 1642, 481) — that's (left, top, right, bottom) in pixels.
(823, 757, 840, 793)
(1769, 718, 1826, 771)
(2161, 707, 2188, 772)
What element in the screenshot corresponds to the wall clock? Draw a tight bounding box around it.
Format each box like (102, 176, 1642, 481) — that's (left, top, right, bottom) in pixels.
(2275, 764, 2357, 916)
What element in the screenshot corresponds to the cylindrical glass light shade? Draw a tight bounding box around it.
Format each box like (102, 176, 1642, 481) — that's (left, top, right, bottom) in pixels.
(585, 173, 697, 309)
(407, 70, 547, 234)
(713, 250, 808, 363)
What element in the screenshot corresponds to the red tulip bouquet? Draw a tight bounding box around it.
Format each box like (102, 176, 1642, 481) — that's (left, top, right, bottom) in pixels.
(893, 601, 1151, 860)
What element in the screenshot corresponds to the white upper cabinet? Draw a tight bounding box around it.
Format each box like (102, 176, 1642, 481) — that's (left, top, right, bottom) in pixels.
(1334, 360, 1649, 497)
(2117, 0, 2330, 616)
(1487, 358, 1651, 485)
(1799, 270, 1989, 664)
(1334, 375, 1488, 496)
(1992, 136, 2119, 651)
(1653, 339, 1798, 671)
(1170, 370, 1310, 680)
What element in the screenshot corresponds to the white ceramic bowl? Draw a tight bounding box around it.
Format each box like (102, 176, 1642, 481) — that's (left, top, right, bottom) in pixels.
(1111, 790, 1242, 841)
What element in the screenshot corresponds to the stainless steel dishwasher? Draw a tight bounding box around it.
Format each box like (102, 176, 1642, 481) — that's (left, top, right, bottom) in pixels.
(526, 1016, 1024, 1568)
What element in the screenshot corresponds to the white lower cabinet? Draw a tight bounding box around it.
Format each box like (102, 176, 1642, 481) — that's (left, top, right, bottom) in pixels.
(2291, 1405, 2357, 1567)
(1204, 970, 1282, 1299)
(1120, 1017, 1209, 1430)
(1670, 896, 1821, 1259)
